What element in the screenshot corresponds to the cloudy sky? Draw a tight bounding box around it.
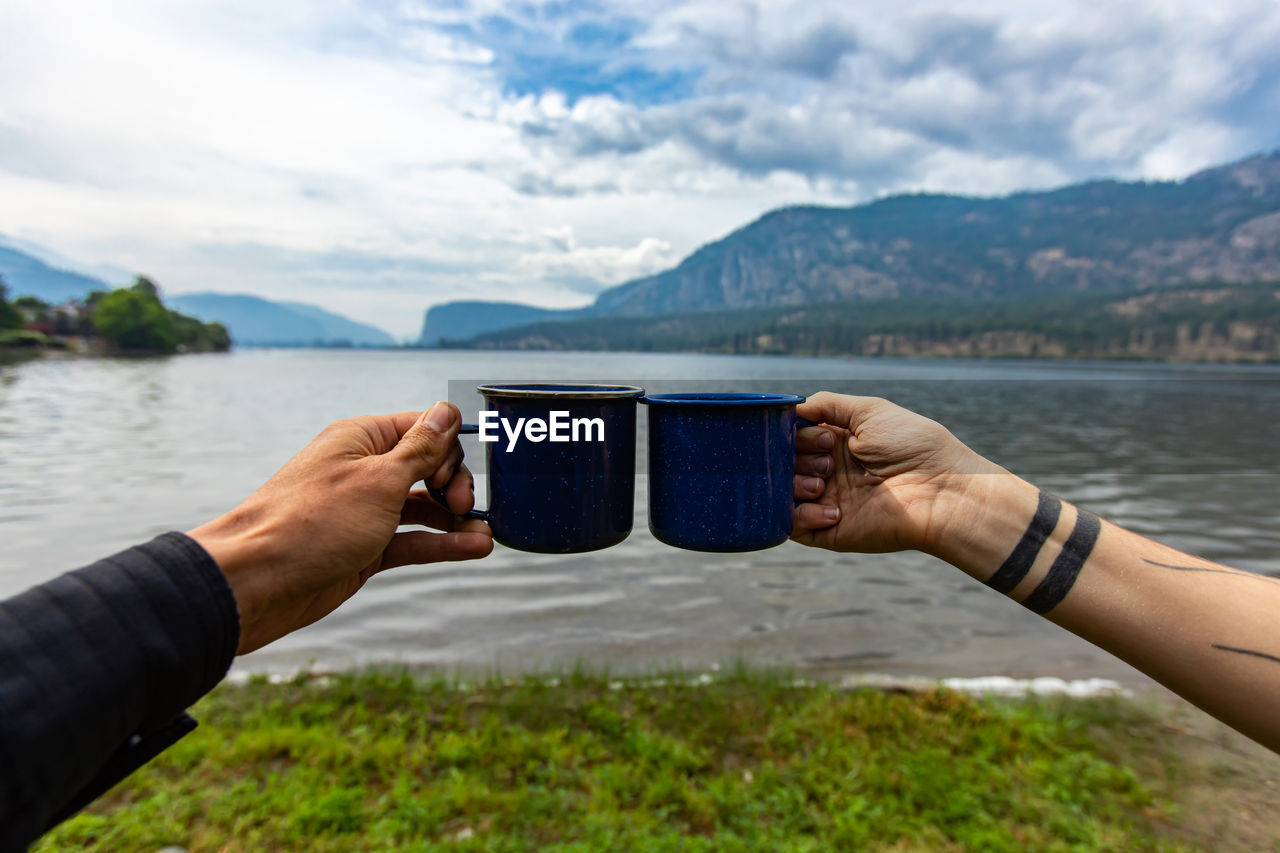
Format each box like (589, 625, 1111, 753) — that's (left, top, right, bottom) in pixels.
(2, 0, 1278, 338)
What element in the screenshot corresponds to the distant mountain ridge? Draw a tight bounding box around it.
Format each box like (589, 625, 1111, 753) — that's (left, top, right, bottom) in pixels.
(0, 233, 135, 289)
(421, 150, 1280, 342)
(0, 240, 394, 347)
(0, 234, 134, 288)
(169, 293, 394, 347)
(419, 301, 581, 345)
(0, 246, 119, 305)
(594, 152, 1280, 315)
(455, 281, 1280, 363)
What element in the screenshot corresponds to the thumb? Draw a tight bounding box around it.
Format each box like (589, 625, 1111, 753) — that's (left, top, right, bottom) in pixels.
(797, 392, 889, 433)
(391, 401, 460, 480)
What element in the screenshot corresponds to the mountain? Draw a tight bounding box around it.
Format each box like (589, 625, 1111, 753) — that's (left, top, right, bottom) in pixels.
(168, 293, 395, 347)
(455, 281, 1280, 362)
(0, 239, 395, 347)
(593, 151, 1280, 315)
(0, 234, 134, 288)
(276, 300, 397, 345)
(422, 150, 1280, 342)
(0, 246, 116, 303)
(419, 301, 581, 345)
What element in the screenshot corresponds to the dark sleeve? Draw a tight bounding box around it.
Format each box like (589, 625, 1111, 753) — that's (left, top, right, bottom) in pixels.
(0, 532, 240, 850)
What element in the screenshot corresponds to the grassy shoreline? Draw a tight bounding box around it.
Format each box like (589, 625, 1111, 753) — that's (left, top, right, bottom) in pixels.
(37, 668, 1279, 851)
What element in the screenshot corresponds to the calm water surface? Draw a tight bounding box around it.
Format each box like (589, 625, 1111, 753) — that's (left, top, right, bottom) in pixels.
(2, 349, 1278, 685)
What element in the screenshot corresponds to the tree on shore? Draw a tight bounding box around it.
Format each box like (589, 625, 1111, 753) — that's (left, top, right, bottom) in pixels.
(0, 277, 23, 331)
(131, 275, 161, 300)
(93, 276, 231, 353)
(94, 279, 180, 351)
(170, 309, 231, 352)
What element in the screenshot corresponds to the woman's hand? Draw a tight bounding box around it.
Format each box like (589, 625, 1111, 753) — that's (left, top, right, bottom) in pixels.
(791, 392, 1000, 554)
(188, 402, 493, 654)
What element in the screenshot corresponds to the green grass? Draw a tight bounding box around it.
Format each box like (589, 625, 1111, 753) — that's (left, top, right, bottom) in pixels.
(34, 669, 1270, 851)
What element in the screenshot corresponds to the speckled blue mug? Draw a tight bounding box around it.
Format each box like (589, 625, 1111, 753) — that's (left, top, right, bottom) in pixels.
(432, 384, 645, 554)
(642, 393, 808, 552)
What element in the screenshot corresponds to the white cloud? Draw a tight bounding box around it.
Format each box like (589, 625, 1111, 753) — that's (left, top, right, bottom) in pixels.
(0, 0, 1277, 338)
(517, 233, 677, 292)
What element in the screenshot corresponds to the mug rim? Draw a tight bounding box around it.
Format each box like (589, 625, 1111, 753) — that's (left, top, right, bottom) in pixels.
(477, 383, 646, 399)
(641, 392, 806, 407)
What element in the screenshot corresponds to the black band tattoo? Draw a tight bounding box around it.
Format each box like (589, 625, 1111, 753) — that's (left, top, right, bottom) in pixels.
(1211, 644, 1280, 665)
(1021, 508, 1102, 615)
(986, 491, 1063, 594)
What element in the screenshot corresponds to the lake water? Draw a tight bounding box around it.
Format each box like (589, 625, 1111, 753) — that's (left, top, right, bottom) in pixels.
(2, 349, 1278, 686)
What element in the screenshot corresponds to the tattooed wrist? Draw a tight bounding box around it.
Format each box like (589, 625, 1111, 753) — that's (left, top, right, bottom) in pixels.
(985, 491, 1062, 594)
(981, 490, 1101, 614)
(1020, 508, 1101, 614)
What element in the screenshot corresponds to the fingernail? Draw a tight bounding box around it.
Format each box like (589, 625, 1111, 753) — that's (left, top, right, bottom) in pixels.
(804, 477, 823, 493)
(424, 401, 453, 430)
(823, 506, 840, 521)
(814, 456, 832, 475)
(818, 431, 834, 450)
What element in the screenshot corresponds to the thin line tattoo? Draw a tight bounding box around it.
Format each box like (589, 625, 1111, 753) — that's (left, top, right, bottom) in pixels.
(1211, 644, 1280, 665)
(1022, 508, 1102, 615)
(1143, 559, 1280, 585)
(986, 491, 1062, 594)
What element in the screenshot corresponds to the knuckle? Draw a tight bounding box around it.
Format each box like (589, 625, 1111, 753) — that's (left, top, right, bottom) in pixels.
(921, 418, 953, 443)
(403, 426, 447, 460)
(808, 390, 837, 407)
(319, 417, 354, 437)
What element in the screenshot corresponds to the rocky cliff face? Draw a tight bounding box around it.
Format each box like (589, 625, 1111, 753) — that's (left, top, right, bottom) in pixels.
(592, 152, 1280, 317)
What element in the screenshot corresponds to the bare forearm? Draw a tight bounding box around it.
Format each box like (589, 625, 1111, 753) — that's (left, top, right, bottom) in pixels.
(931, 472, 1280, 752)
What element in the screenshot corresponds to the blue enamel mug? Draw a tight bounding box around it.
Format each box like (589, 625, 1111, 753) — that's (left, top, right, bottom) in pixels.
(431, 384, 645, 554)
(641, 393, 808, 552)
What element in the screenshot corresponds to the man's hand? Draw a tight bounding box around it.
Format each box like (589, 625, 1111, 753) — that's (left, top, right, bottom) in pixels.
(188, 402, 493, 654)
(791, 392, 1001, 554)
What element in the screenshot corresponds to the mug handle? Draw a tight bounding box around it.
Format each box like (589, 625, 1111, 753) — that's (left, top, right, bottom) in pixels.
(425, 422, 490, 521)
